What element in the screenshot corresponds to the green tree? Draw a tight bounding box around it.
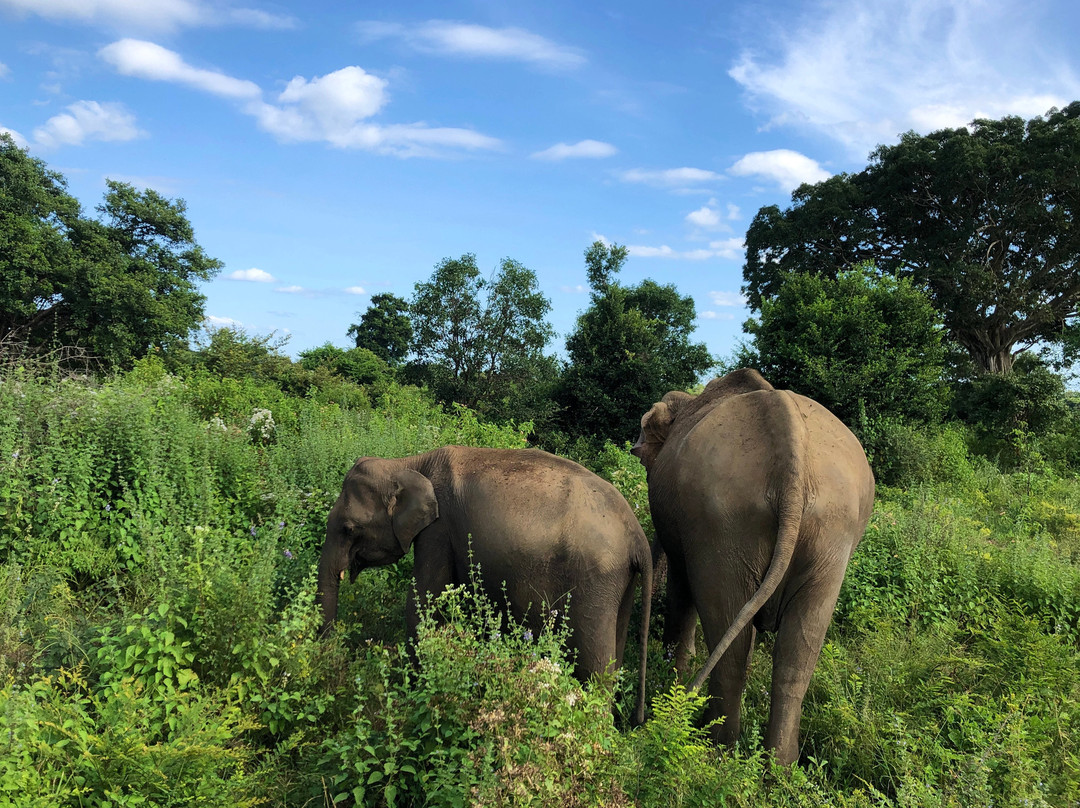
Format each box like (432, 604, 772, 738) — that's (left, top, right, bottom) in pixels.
(347, 293, 412, 365)
(0, 137, 222, 368)
(738, 264, 949, 426)
(298, 343, 391, 387)
(67, 182, 223, 367)
(190, 325, 293, 381)
(406, 254, 556, 423)
(0, 133, 80, 340)
(558, 241, 713, 443)
(743, 102, 1080, 375)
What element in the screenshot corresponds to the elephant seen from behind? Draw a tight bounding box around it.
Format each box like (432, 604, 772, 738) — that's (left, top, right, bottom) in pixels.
(317, 445, 653, 723)
(632, 369, 874, 764)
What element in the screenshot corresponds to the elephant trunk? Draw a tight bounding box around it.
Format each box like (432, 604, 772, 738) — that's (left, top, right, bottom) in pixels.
(317, 552, 343, 635)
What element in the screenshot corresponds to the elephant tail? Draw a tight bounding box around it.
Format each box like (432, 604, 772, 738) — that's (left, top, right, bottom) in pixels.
(634, 536, 653, 727)
(689, 392, 806, 692)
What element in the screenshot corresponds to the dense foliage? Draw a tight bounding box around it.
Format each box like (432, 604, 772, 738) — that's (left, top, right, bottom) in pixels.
(0, 134, 221, 368)
(558, 241, 714, 444)
(743, 103, 1080, 374)
(348, 293, 413, 366)
(404, 253, 560, 428)
(1, 355, 1077, 806)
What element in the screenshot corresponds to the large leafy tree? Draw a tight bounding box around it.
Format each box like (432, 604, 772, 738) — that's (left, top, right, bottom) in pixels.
(0, 135, 222, 367)
(739, 264, 949, 426)
(743, 102, 1080, 375)
(0, 133, 80, 340)
(406, 253, 556, 422)
(63, 182, 222, 367)
(347, 292, 413, 365)
(558, 241, 713, 443)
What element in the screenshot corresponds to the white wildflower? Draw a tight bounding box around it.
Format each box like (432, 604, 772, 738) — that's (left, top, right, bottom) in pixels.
(248, 408, 276, 442)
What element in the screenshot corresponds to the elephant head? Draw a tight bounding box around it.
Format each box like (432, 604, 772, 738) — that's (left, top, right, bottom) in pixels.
(317, 457, 438, 632)
(631, 370, 777, 470)
(631, 390, 693, 469)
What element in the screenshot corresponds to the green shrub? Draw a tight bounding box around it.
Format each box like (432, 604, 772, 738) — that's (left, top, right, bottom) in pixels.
(321, 581, 628, 807)
(952, 354, 1080, 471)
(0, 669, 259, 806)
(861, 419, 979, 489)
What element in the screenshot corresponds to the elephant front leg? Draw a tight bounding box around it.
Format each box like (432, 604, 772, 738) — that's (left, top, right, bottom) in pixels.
(406, 535, 455, 647)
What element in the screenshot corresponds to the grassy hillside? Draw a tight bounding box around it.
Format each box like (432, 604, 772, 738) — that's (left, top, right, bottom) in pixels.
(0, 359, 1077, 806)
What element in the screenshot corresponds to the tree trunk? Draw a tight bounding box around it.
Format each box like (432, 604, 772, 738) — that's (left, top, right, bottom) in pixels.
(959, 329, 1017, 375)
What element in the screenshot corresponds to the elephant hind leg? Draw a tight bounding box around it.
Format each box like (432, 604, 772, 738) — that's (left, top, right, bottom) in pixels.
(765, 574, 846, 765)
(565, 592, 620, 683)
(700, 622, 755, 747)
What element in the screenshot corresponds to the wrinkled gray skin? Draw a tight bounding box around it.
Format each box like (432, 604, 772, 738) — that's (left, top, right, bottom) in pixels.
(317, 445, 653, 724)
(632, 369, 874, 764)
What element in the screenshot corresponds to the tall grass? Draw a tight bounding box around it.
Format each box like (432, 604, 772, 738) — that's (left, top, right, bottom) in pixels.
(0, 357, 1077, 806)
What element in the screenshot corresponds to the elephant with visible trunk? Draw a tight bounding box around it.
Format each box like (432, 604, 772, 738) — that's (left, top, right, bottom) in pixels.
(317, 445, 653, 723)
(632, 369, 874, 764)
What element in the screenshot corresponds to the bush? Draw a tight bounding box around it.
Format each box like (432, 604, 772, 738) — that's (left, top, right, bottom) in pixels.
(952, 353, 1080, 471)
(0, 669, 259, 806)
(321, 581, 628, 807)
(861, 418, 979, 489)
(740, 264, 949, 427)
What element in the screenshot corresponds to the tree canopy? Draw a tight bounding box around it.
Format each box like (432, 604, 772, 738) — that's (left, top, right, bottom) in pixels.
(347, 293, 413, 366)
(739, 263, 949, 426)
(0, 135, 222, 367)
(558, 241, 713, 443)
(405, 253, 557, 424)
(743, 103, 1080, 375)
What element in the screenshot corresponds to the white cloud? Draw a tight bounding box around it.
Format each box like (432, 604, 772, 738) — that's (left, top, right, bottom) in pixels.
(32, 100, 142, 148)
(251, 87, 501, 156)
(686, 203, 722, 230)
(0, 0, 295, 32)
(698, 310, 736, 321)
(277, 285, 306, 294)
(100, 39, 260, 99)
(708, 237, 745, 261)
(619, 167, 723, 190)
(228, 268, 276, 282)
(205, 314, 242, 327)
(727, 203, 741, 220)
(251, 66, 388, 141)
(619, 236, 744, 262)
(627, 244, 716, 260)
(709, 291, 747, 307)
(531, 139, 617, 161)
(729, 149, 829, 192)
(97, 42, 502, 157)
(357, 20, 586, 70)
(0, 62, 9, 79)
(344, 286, 366, 295)
(729, 0, 1080, 157)
(226, 8, 296, 29)
(560, 284, 587, 293)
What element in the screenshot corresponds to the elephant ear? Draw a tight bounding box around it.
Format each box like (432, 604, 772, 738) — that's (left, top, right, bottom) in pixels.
(631, 400, 675, 461)
(642, 401, 675, 445)
(387, 469, 438, 552)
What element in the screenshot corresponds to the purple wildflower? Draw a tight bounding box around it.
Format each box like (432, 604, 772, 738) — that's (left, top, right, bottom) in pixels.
(283, 548, 294, 560)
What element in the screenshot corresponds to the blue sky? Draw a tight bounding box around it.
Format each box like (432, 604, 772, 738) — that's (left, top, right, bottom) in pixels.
(3, 0, 1079, 362)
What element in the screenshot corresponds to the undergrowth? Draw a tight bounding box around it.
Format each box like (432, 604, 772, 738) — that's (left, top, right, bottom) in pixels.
(0, 357, 1077, 806)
